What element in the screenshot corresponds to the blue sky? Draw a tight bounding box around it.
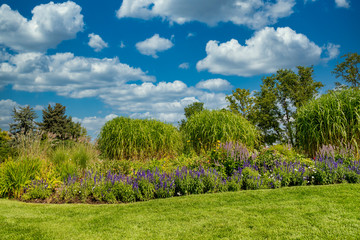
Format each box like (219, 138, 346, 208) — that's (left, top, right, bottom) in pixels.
(0, 0, 359, 139)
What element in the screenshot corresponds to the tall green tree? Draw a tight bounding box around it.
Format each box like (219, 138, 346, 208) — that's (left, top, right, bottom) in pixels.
(226, 88, 255, 120)
(38, 103, 69, 139)
(274, 66, 323, 146)
(252, 76, 283, 145)
(9, 105, 38, 135)
(38, 103, 85, 140)
(227, 66, 323, 146)
(332, 53, 360, 88)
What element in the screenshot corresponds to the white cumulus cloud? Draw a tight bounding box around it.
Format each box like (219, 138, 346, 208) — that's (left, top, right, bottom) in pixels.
(117, 0, 296, 29)
(0, 99, 18, 130)
(335, 0, 350, 8)
(197, 27, 340, 77)
(136, 34, 174, 58)
(0, 1, 84, 52)
(196, 79, 232, 91)
(0, 50, 229, 126)
(0, 52, 155, 95)
(88, 33, 108, 52)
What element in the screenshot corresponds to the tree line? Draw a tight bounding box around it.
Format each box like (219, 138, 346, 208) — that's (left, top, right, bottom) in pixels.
(182, 52, 360, 146)
(9, 103, 87, 141)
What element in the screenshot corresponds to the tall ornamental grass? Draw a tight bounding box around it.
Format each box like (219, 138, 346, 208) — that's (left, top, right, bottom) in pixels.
(296, 88, 360, 157)
(0, 157, 41, 198)
(98, 117, 183, 160)
(182, 110, 260, 153)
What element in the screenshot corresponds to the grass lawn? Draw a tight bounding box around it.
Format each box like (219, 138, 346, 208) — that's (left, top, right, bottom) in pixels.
(1, 184, 359, 240)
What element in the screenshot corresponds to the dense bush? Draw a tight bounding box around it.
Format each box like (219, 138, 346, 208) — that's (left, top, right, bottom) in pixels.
(296, 88, 360, 156)
(0, 157, 41, 198)
(182, 110, 260, 153)
(98, 117, 183, 160)
(0, 129, 12, 163)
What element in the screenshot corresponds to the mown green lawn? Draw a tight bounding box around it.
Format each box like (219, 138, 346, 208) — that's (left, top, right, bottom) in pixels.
(1, 184, 359, 240)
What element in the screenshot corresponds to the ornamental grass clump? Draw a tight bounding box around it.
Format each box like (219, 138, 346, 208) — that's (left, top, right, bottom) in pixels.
(98, 117, 183, 160)
(182, 110, 260, 154)
(296, 88, 360, 157)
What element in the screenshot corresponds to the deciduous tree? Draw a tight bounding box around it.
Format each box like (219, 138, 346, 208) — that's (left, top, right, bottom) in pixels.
(332, 53, 360, 88)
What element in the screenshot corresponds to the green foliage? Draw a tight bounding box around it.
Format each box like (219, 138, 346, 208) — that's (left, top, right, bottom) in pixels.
(11, 130, 54, 161)
(182, 110, 260, 153)
(226, 88, 255, 120)
(0, 129, 12, 163)
(179, 102, 204, 130)
(49, 143, 97, 180)
(255, 144, 312, 168)
(72, 145, 91, 170)
(252, 77, 283, 145)
(21, 180, 53, 201)
(9, 105, 38, 135)
(50, 147, 77, 181)
(184, 102, 204, 119)
(332, 52, 360, 88)
(38, 103, 86, 140)
(296, 88, 360, 156)
(241, 167, 261, 190)
(0, 157, 41, 198)
(250, 66, 323, 145)
(38, 103, 69, 139)
(98, 117, 183, 160)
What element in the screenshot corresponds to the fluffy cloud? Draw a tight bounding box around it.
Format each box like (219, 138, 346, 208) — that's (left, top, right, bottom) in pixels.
(0, 52, 155, 96)
(196, 79, 232, 91)
(0, 50, 228, 125)
(88, 33, 108, 52)
(197, 27, 340, 76)
(335, 0, 350, 8)
(0, 2, 84, 52)
(135, 34, 174, 58)
(0, 99, 18, 130)
(179, 62, 190, 69)
(117, 0, 295, 29)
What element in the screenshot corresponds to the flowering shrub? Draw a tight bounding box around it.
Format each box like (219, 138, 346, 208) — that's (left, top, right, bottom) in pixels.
(22, 179, 52, 201)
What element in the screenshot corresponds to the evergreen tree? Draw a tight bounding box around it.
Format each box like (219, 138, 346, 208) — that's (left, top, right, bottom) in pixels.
(38, 103, 71, 139)
(9, 105, 38, 135)
(38, 103, 87, 140)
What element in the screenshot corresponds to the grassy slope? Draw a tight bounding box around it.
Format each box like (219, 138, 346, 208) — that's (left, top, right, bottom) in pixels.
(1, 184, 360, 240)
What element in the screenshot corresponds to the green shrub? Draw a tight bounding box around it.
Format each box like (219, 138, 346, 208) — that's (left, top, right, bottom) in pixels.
(72, 145, 91, 170)
(296, 88, 360, 157)
(0, 129, 12, 163)
(98, 117, 183, 160)
(50, 147, 77, 181)
(182, 110, 260, 154)
(255, 145, 313, 170)
(22, 180, 52, 201)
(0, 157, 41, 198)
